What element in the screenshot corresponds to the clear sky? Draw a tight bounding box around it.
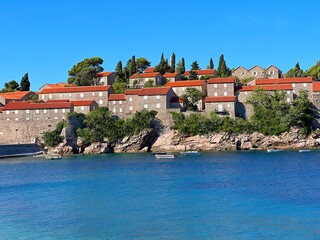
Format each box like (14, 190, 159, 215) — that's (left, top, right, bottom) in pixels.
(1, 0, 320, 91)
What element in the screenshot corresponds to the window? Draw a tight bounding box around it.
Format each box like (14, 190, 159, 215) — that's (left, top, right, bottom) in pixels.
(26, 118, 30, 121)
(224, 83, 227, 88)
(43, 109, 47, 114)
(69, 93, 72, 97)
(54, 117, 58, 120)
(156, 103, 161, 109)
(303, 83, 307, 87)
(60, 94, 62, 98)
(252, 71, 257, 76)
(81, 106, 84, 110)
(269, 71, 275, 75)
(42, 95, 45, 100)
(36, 110, 40, 114)
(99, 100, 103, 105)
(119, 101, 123, 105)
(129, 97, 133, 102)
(287, 91, 291, 95)
(113, 108, 116, 113)
(49, 94, 52, 99)
(14, 110, 18, 114)
(227, 104, 230, 108)
(292, 83, 296, 87)
(119, 108, 123, 113)
(144, 96, 148, 100)
(214, 92, 218, 96)
(54, 109, 58, 113)
(241, 72, 245, 75)
(45, 117, 48, 120)
(92, 92, 95, 96)
(6, 111, 9, 115)
(62, 109, 66, 113)
(214, 84, 217, 88)
(144, 104, 148, 109)
(113, 101, 116, 105)
(99, 92, 103, 97)
(245, 92, 248, 95)
(6, 118, 10, 121)
(218, 104, 223, 112)
(287, 98, 291, 103)
(80, 93, 84, 98)
(224, 92, 227, 96)
(156, 95, 160, 100)
(26, 110, 30, 114)
(182, 87, 185, 91)
(15, 118, 18, 121)
(129, 106, 133, 111)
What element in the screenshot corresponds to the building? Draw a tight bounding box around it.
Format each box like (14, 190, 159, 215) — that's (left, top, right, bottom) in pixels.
(163, 73, 181, 83)
(0, 91, 36, 107)
(183, 69, 216, 79)
(129, 72, 163, 87)
(39, 82, 75, 91)
(108, 94, 126, 118)
(0, 101, 73, 144)
(145, 67, 156, 73)
(95, 72, 117, 85)
(207, 77, 236, 97)
(38, 85, 113, 107)
(124, 89, 141, 115)
(166, 80, 207, 110)
(46, 99, 98, 114)
(205, 96, 236, 118)
(232, 65, 282, 80)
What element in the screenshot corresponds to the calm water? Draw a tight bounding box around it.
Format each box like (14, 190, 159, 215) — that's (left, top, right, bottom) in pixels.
(1, 151, 320, 239)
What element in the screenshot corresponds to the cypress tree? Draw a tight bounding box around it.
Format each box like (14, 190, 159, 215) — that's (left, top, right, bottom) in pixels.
(155, 53, 170, 74)
(170, 52, 176, 73)
(131, 55, 136, 74)
(181, 58, 186, 74)
(20, 73, 30, 91)
(217, 54, 227, 77)
(209, 58, 214, 69)
(115, 61, 123, 76)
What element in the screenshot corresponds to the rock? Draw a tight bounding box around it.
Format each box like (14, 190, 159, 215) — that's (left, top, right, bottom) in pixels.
(48, 142, 73, 155)
(65, 115, 86, 153)
(84, 143, 112, 154)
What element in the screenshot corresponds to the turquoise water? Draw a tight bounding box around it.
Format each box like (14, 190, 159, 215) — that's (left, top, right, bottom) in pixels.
(1, 151, 320, 239)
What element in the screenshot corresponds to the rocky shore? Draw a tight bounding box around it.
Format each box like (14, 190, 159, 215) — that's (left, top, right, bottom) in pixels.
(46, 126, 320, 155)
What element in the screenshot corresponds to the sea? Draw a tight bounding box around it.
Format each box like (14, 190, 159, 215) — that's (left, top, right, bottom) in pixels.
(1, 151, 320, 239)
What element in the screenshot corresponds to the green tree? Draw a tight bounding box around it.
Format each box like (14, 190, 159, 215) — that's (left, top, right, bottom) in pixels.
(155, 53, 170, 74)
(170, 52, 176, 73)
(68, 57, 104, 86)
(20, 73, 30, 91)
(176, 60, 185, 74)
(191, 61, 200, 70)
(43, 120, 66, 147)
(209, 58, 214, 69)
(306, 60, 320, 80)
(112, 77, 127, 94)
(188, 70, 198, 80)
(216, 54, 231, 77)
(136, 57, 151, 73)
(131, 55, 137, 74)
(115, 61, 124, 78)
(285, 62, 304, 78)
(181, 87, 205, 110)
(1, 80, 20, 92)
(143, 79, 154, 87)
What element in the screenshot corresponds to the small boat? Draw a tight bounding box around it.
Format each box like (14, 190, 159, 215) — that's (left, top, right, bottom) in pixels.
(299, 149, 311, 153)
(267, 149, 284, 153)
(154, 153, 175, 159)
(45, 154, 63, 160)
(180, 151, 201, 156)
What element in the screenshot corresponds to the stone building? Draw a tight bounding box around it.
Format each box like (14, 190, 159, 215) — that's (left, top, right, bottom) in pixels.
(95, 72, 117, 85)
(108, 94, 126, 118)
(207, 77, 235, 97)
(163, 73, 181, 83)
(165, 80, 207, 110)
(38, 85, 113, 107)
(0, 101, 73, 144)
(232, 65, 282, 80)
(39, 82, 74, 91)
(129, 72, 163, 87)
(205, 96, 236, 118)
(124, 89, 141, 115)
(0, 91, 36, 106)
(46, 99, 98, 114)
(183, 69, 216, 79)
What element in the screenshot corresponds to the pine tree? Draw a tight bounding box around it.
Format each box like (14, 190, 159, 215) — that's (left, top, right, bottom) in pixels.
(155, 53, 170, 74)
(217, 54, 227, 77)
(181, 58, 185, 74)
(115, 61, 123, 76)
(170, 52, 176, 73)
(191, 61, 200, 71)
(131, 55, 136, 74)
(209, 58, 214, 69)
(20, 73, 30, 91)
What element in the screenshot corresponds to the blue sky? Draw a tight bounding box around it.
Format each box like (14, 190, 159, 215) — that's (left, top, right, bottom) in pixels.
(1, 0, 320, 91)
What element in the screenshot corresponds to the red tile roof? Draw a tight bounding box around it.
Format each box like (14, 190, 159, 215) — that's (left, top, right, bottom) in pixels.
(109, 94, 126, 101)
(165, 80, 205, 87)
(124, 89, 142, 95)
(95, 72, 114, 77)
(39, 85, 111, 94)
(40, 83, 75, 90)
(238, 84, 293, 92)
(0, 91, 32, 100)
(313, 82, 320, 92)
(208, 77, 236, 84)
(138, 87, 171, 96)
(145, 67, 156, 73)
(163, 73, 179, 78)
(205, 96, 236, 103)
(130, 72, 160, 79)
(184, 69, 215, 76)
(71, 100, 95, 106)
(46, 99, 70, 103)
(3, 101, 72, 110)
(255, 77, 313, 85)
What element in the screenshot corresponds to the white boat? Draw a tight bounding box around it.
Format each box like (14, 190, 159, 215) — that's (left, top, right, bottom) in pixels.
(154, 153, 175, 159)
(267, 149, 284, 153)
(299, 149, 311, 153)
(180, 151, 201, 156)
(45, 155, 63, 160)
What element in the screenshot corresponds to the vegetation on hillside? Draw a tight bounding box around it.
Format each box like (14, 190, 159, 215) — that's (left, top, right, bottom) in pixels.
(43, 120, 67, 147)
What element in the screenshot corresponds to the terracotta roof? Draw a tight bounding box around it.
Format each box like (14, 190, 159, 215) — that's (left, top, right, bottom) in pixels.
(130, 72, 160, 79)
(205, 96, 236, 103)
(138, 87, 171, 96)
(165, 80, 205, 87)
(39, 85, 111, 94)
(0, 91, 32, 100)
(208, 77, 236, 84)
(184, 69, 215, 75)
(238, 84, 293, 92)
(163, 73, 179, 78)
(3, 101, 72, 110)
(40, 83, 75, 89)
(256, 77, 313, 85)
(313, 82, 320, 92)
(170, 96, 184, 103)
(71, 100, 95, 106)
(95, 72, 114, 77)
(46, 99, 70, 103)
(109, 94, 126, 101)
(124, 89, 142, 95)
(145, 67, 156, 73)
